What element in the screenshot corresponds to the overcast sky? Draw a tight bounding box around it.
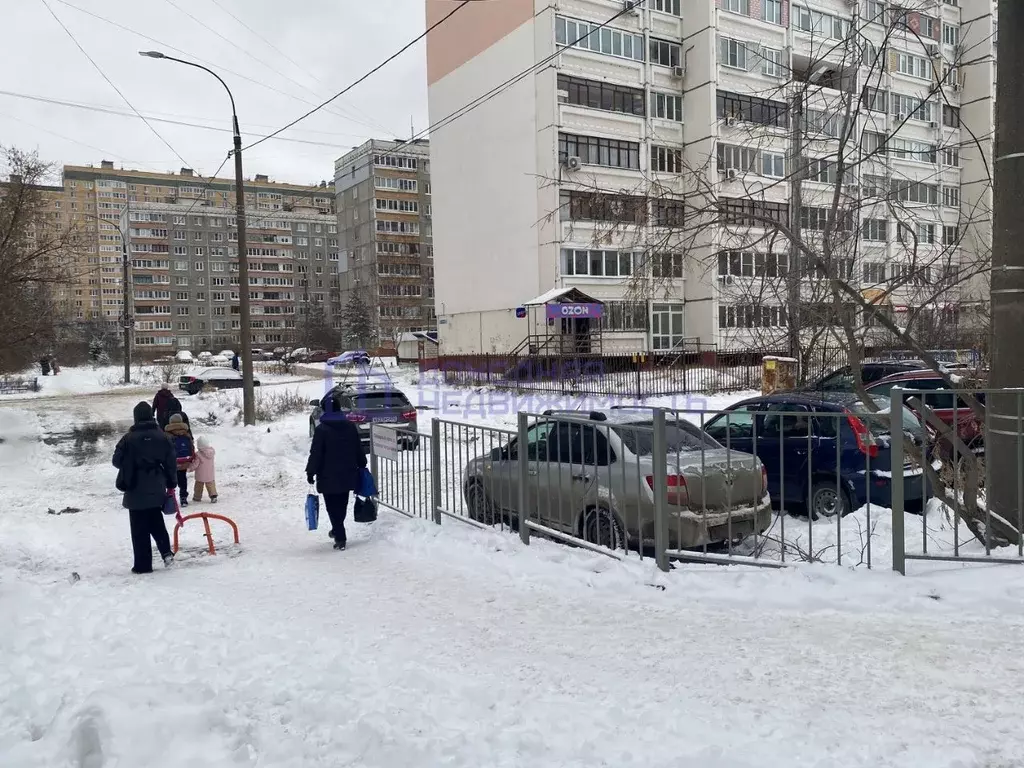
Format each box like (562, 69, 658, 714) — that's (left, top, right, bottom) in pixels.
(2, 0, 431, 186)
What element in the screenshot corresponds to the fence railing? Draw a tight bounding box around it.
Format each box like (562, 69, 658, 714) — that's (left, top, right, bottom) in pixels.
(890, 386, 1024, 574)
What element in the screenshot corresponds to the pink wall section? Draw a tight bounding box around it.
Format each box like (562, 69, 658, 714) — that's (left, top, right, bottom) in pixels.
(425, 0, 534, 86)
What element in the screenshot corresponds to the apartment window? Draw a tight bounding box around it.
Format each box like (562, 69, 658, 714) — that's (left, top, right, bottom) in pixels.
(555, 16, 645, 62)
(719, 37, 750, 70)
(793, 6, 847, 39)
(174, 260, 188, 271)
(719, 198, 789, 228)
(717, 90, 788, 129)
(863, 262, 887, 283)
(943, 225, 960, 246)
(191, 231, 203, 241)
(943, 186, 960, 208)
(891, 93, 933, 123)
(763, 0, 782, 25)
(805, 158, 835, 183)
(376, 219, 420, 235)
(653, 199, 685, 227)
(173, 231, 186, 241)
(561, 249, 635, 277)
(648, 0, 680, 16)
(173, 216, 186, 225)
(651, 303, 686, 350)
(762, 152, 785, 178)
(604, 301, 648, 331)
(862, 219, 889, 242)
(173, 246, 187, 257)
(806, 109, 840, 137)
(649, 38, 681, 68)
(651, 252, 683, 279)
(558, 74, 645, 116)
(560, 191, 647, 223)
(895, 52, 931, 80)
(717, 143, 757, 174)
(720, 251, 789, 279)
(916, 222, 936, 245)
(373, 154, 418, 170)
(801, 206, 853, 232)
(653, 92, 682, 121)
(194, 247, 205, 256)
(892, 180, 939, 204)
(762, 48, 784, 78)
(722, 0, 749, 15)
(943, 147, 961, 167)
(558, 133, 640, 170)
(888, 138, 937, 163)
(862, 87, 887, 114)
(919, 16, 938, 40)
(943, 24, 960, 47)
(719, 304, 787, 329)
(375, 198, 419, 213)
(650, 146, 683, 173)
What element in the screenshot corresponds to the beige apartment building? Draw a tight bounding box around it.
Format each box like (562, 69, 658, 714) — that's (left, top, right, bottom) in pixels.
(61, 161, 337, 353)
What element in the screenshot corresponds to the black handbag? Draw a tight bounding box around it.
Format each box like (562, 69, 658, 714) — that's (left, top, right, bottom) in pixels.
(353, 496, 377, 523)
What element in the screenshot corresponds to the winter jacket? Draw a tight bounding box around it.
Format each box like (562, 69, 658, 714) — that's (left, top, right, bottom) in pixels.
(191, 445, 216, 483)
(305, 419, 367, 495)
(153, 389, 175, 428)
(112, 421, 177, 511)
(164, 421, 195, 468)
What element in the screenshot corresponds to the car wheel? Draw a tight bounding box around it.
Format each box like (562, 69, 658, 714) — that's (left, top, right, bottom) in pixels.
(580, 506, 624, 550)
(464, 480, 500, 525)
(810, 481, 851, 519)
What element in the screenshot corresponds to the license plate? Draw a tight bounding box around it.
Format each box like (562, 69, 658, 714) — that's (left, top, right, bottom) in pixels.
(374, 416, 398, 423)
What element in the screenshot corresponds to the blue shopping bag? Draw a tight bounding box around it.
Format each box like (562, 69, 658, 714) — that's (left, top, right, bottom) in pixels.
(357, 467, 378, 498)
(305, 492, 319, 531)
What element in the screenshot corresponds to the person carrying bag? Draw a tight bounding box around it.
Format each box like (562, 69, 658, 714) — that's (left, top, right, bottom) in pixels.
(305, 398, 367, 551)
(353, 467, 378, 523)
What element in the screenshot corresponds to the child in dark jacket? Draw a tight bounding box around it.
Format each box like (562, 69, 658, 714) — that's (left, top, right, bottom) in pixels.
(164, 413, 195, 506)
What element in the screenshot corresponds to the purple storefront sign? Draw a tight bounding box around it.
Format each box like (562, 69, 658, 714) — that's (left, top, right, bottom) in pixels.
(546, 302, 603, 320)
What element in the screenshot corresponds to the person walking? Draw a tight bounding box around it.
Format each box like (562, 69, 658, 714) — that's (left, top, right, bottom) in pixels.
(153, 384, 176, 429)
(164, 413, 195, 506)
(190, 435, 218, 503)
(305, 404, 366, 550)
(231, 353, 240, 372)
(112, 402, 178, 574)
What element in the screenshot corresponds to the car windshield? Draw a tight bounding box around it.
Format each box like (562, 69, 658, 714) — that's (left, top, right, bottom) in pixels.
(348, 391, 410, 410)
(612, 420, 722, 455)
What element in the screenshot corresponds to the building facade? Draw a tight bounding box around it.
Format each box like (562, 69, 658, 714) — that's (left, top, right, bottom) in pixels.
(60, 161, 337, 354)
(425, 0, 995, 355)
(334, 139, 435, 345)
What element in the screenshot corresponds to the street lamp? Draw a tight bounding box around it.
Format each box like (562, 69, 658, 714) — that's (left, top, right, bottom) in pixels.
(139, 50, 256, 425)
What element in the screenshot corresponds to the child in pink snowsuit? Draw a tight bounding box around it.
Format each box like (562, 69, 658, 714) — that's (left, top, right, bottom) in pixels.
(190, 436, 218, 503)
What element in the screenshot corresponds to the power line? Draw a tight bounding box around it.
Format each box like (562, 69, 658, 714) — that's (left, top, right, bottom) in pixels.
(39, 0, 194, 169)
(243, 0, 472, 152)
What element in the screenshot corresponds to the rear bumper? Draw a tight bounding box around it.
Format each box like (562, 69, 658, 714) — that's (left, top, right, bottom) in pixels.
(661, 496, 774, 548)
(855, 471, 928, 512)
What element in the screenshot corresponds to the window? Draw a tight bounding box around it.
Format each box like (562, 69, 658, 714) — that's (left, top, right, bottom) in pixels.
(895, 52, 931, 80)
(891, 92, 933, 123)
(604, 301, 648, 331)
(793, 6, 847, 39)
(801, 206, 853, 231)
(942, 147, 960, 167)
(719, 304, 787, 329)
(719, 251, 788, 278)
(862, 218, 889, 242)
(806, 109, 840, 137)
(916, 222, 936, 245)
(762, 48, 784, 77)
(651, 303, 685, 351)
(561, 249, 636, 277)
(943, 24, 960, 47)
(375, 198, 419, 213)
(861, 87, 887, 114)
(650, 146, 683, 173)
(763, 0, 782, 25)
(373, 154, 418, 170)
(651, 252, 684, 279)
(375, 219, 420, 235)
(653, 199, 684, 227)
(718, 37, 749, 70)
(649, 37, 680, 67)
(558, 74, 645, 116)
(723, 0, 749, 15)
(648, 0, 680, 16)
(560, 191, 647, 223)
(653, 92, 682, 121)
(717, 90, 788, 128)
(194, 247, 205, 256)
(943, 105, 961, 128)
(892, 180, 939, 204)
(719, 198, 789, 228)
(943, 186, 960, 208)
(943, 225, 960, 246)
(863, 262, 886, 283)
(173, 246, 187, 257)
(174, 260, 188, 271)
(558, 132, 640, 170)
(555, 16, 645, 62)
(806, 158, 835, 183)
(717, 143, 757, 174)
(887, 137, 937, 163)
(761, 152, 785, 178)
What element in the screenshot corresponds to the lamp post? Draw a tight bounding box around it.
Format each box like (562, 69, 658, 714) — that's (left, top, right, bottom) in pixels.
(139, 50, 255, 425)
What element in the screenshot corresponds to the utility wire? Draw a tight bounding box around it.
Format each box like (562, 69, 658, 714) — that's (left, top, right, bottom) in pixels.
(40, 0, 196, 169)
(243, 0, 472, 152)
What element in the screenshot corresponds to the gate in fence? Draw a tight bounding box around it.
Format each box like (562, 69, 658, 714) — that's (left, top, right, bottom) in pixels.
(369, 390, 1024, 574)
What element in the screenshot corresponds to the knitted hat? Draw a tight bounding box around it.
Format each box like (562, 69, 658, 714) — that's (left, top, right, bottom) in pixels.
(133, 402, 154, 424)
(169, 413, 183, 424)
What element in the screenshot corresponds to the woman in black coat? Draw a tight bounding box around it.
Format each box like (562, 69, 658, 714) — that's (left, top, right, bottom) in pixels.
(305, 414, 366, 550)
(113, 401, 178, 573)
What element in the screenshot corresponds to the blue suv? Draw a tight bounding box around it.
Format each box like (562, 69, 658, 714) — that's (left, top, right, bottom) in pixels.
(702, 393, 928, 517)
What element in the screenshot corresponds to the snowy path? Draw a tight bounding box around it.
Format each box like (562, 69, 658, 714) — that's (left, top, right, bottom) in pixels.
(4, 376, 1024, 767)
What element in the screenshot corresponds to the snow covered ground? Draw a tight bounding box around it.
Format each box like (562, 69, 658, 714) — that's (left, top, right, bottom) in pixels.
(3, 366, 1024, 767)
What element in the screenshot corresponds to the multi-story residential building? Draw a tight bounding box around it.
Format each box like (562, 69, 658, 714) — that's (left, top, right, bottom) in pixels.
(334, 139, 435, 345)
(425, 0, 995, 355)
(61, 161, 336, 353)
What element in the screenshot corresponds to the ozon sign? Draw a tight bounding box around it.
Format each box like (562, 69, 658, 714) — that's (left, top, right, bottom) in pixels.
(546, 302, 603, 320)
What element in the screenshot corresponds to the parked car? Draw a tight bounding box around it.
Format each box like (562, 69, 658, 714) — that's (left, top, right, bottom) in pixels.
(286, 347, 310, 362)
(702, 393, 928, 517)
(208, 355, 230, 367)
(865, 369, 985, 447)
(309, 383, 418, 447)
(178, 367, 261, 395)
(174, 350, 194, 364)
(802, 360, 926, 392)
(218, 349, 236, 360)
(197, 351, 213, 363)
(461, 409, 772, 551)
(272, 346, 291, 359)
(303, 349, 332, 363)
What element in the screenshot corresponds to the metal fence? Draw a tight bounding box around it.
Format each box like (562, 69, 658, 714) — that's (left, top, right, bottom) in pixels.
(891, 386, 1024, 574)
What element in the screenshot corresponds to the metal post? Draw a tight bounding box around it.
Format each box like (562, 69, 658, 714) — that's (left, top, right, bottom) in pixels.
(120, 206, 132, 384)
(369, 426, 380, 495)
(518, 411, 531, 545)
(890, 387, 906, 575)
(786, 91, 804, 365)
(652, 408, 669, 572)
(430, 417, 442, 525)
(233, 126, 255, 426)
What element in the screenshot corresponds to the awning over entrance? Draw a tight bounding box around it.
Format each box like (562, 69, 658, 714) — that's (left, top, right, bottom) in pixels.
(523, 286, 603, 306)
(523, 287, 604, 320)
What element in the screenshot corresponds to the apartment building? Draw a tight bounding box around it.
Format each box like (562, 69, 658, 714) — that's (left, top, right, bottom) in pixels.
(61, 161, 336, 353)
(334, 139, 435, 344)
(425, 0, 995, 355)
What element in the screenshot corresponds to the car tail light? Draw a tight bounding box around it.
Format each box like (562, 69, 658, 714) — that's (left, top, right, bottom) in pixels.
(346, 412, 367, 423)
(645, 473, 689, 505)
(184, 376, 196, 383)
(845, 412, 879, 458)
(401, 409, 417, 422)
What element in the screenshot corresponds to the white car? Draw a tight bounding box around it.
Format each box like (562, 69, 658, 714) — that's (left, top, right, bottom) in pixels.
(218, 349, 236, 360)
(197, 351, 213, 362)
(208, 355, 231, 366)
(174, 350, 194, 363)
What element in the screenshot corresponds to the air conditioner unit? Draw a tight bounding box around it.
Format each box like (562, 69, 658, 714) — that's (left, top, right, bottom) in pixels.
(726, 168, 739, 180)
(564, 155, 583, 171)
(718, 274, 734, 285)
(952, 82, 962, 92)
(845, 184, 860, 195)
(928, 120, 938, 128)
(672, 65, 686, 78)
(895, 113, 907, 123)
(725, 116, 738, 126)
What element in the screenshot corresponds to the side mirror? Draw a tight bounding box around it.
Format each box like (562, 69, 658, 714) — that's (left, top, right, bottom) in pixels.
(309, 399, 320, 407)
